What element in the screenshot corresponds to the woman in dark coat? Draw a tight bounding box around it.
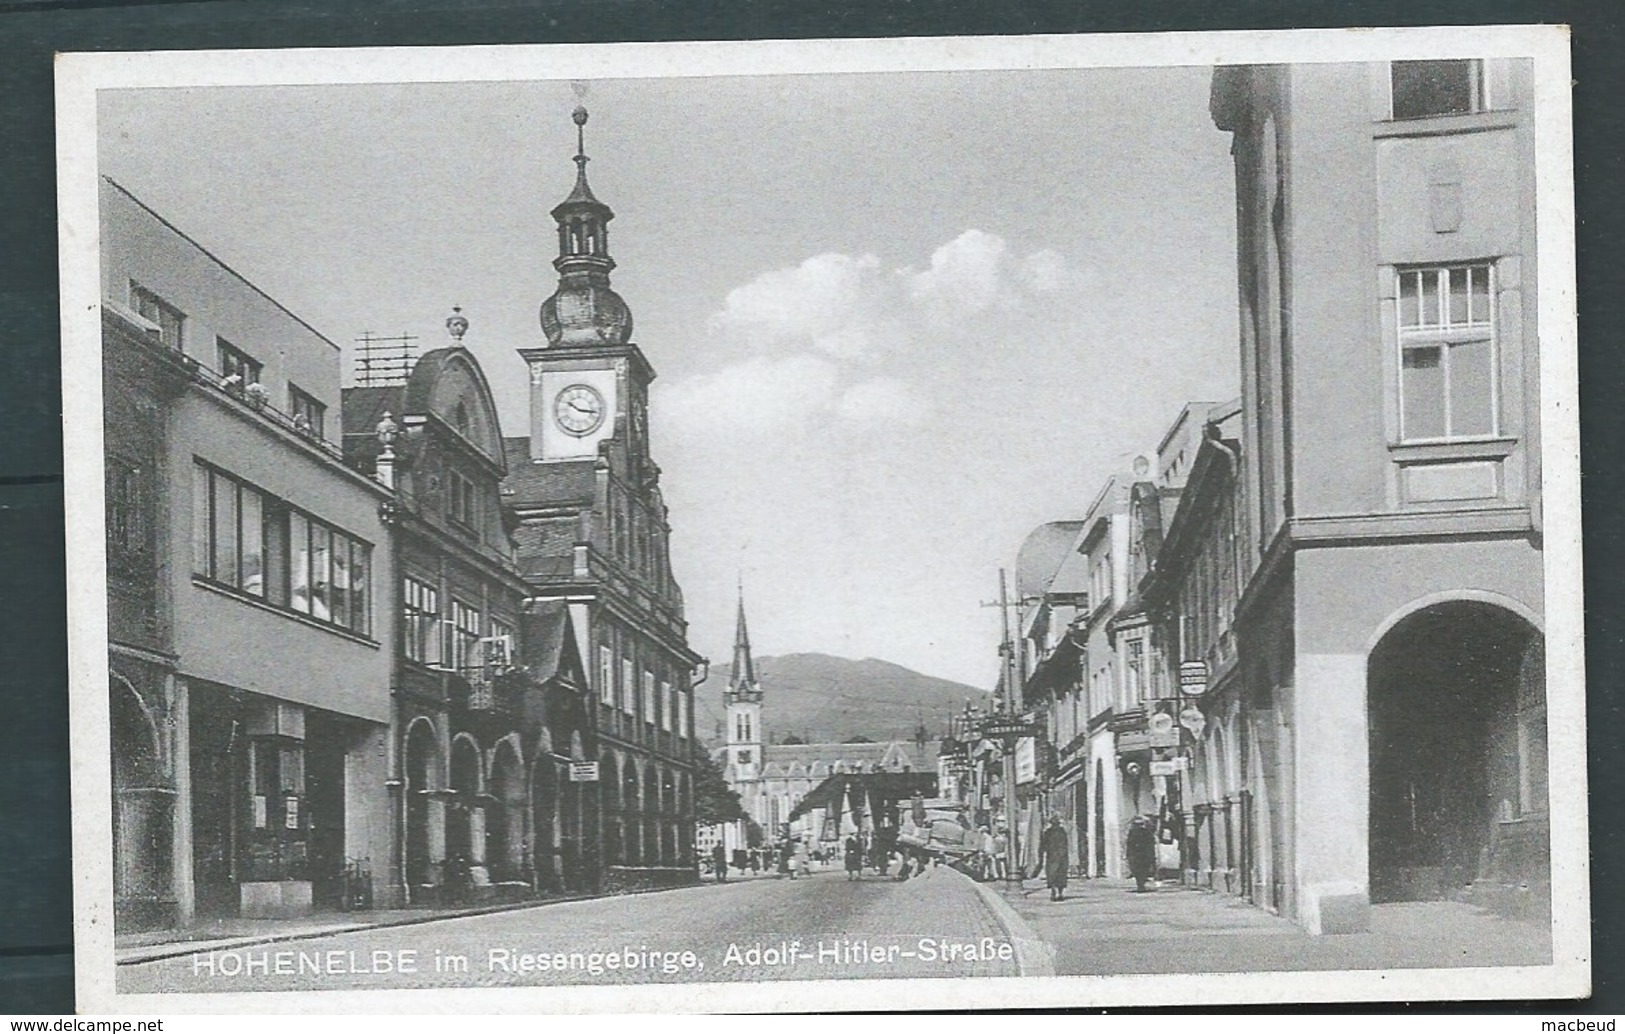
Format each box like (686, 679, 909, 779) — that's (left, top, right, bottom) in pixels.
(1037, 816, 1070, 900)
(1126, 815, 1157, 892)
(844, 835, 863, 880)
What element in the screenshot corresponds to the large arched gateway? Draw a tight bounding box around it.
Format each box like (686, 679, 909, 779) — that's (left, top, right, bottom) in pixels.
(1368, 600, 1547, 912)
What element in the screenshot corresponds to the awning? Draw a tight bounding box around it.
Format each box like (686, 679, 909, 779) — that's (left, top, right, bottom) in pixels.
(788, 771, 938, 822)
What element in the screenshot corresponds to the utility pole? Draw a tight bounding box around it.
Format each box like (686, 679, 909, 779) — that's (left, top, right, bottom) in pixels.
(979, 568, 1027, 891)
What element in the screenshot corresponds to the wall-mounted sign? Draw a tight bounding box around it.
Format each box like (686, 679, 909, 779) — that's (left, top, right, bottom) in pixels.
(1179, 706, 1207, 738)
(1014, 737, 1038, 784)
(1150, 757, 1188, 776)
(1148, 710, 1180, 748)
(1179, 660, 1209, 695)
(284, 795, 300, 829)
(569, 761, 600, 783)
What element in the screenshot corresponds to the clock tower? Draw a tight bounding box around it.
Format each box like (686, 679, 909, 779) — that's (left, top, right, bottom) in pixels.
(521, 105, 651, 464)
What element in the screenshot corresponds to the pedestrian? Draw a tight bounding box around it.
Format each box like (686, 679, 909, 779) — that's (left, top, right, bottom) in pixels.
(711, 842, 728, 883)
(1038, 816, 1070, 901)
(1126, 814, 1157, 892)
(991, 828, 1009, 881)
(777, 844, 792, 878)
(749, 847, 762, 874)
(844, 834, 863, 881)
(794, 838, 811, 878)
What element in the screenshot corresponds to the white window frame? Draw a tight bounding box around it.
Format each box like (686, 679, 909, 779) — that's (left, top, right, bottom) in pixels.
(642, 671, 657, 726)
(621, 658, 635, 715)
(1395, 263, 1499, 443)
(598, 644, 614, 706)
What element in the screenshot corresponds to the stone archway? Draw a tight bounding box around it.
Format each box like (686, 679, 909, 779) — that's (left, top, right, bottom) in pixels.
(599, 750, 622, 866)
(447, 734, 484, 874)
(111, 674, 173, 928)
(621, 759, 643, 865)
(488, 738, 526, 882)
(403, 718, 443, 892)
(1368, 600, 1546, 911)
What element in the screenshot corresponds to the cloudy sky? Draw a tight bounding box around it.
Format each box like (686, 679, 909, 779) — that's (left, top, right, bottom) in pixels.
(99, 63, 1239, 688)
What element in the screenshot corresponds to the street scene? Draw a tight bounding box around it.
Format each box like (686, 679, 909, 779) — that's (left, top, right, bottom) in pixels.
(77, 36, 1577, 1005)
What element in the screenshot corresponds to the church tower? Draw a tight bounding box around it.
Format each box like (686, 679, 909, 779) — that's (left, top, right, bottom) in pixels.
(724, 589, 764, 782)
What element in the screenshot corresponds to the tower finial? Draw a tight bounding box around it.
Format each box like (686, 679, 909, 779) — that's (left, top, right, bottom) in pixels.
(573, 104, 588, 161)
(446, 304, 468, 343)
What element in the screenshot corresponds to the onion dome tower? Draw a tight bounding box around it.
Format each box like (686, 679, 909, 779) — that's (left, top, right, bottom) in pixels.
(539, 106, 634, 347)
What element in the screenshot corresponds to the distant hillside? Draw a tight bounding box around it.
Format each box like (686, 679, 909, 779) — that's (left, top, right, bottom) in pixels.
(695, 653, 991, 748)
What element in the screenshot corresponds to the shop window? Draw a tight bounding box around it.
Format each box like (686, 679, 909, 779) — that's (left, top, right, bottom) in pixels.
(1390, 60, 1485, 120)
(1397, 264, 1497, 441)
(129, 282, 184, 350)
(244, 738, 307, 882)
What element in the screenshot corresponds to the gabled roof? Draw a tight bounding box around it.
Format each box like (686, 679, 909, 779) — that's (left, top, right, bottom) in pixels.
(1015, 520, 1087, 601)
(522, 599, 582, 684)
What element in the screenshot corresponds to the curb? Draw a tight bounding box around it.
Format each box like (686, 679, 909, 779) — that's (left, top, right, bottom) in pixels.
(116, 880, 706, 966)
(954, 871, 1056, 978)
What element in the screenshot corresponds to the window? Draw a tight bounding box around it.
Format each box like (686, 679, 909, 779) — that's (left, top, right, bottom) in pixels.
(289, 386, 326, 440)
(1397, 264, 1497, 441)
(449, 600, 482, 671)
(1126, 638, 1145, 705)
(107, 457, 146, 564)
(674, 686, 687, 738)
(1390, 60, 1485, 120)
(643, 671, 657, 726)
(192, 461, 372, 636)
(598, 644, 615, 706)
(621, 658, 635, 715)
(130, 283, 183, 350)
(403, 576, 441, 664)
(488, 617, 516, 669)
(217, 338, 262, 385)
(661, 681, 674, 732)
(447, 471, 478, 529)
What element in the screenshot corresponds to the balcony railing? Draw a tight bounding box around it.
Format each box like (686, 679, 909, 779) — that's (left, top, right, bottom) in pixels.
(185, 354, 345, 462)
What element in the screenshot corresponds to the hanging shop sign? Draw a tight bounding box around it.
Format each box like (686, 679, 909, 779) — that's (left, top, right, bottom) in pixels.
(1150, 757, 1189, 777)
(569, 761, 600, 783)
(1179, 706, 1208, 738)
(1179, 660, 1209, 695)
(981, 715, 1037, 740)
(1014, 737, 1038, 784)
(1148, 710, 1180, 748)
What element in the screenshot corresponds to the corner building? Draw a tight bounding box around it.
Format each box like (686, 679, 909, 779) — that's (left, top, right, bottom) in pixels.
(505, 108, 703, 888)
(102, 178, 393, 926)
(1209, 60, 1547, 933)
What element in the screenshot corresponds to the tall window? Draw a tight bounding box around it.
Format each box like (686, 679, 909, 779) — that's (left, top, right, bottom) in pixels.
(598, 644, 615, 706)
(193, 461, 371, 635)
(621, 658, 635, 715)
(129, 283, 183, 350)
(642, 671, 657, 726)
(217, 338, 261, 385)
(1397, 264, 1497, 441)
(447, 471, 477, 529)
(289, 385, 326, 439)
(449, 599, 482, 671)
(107, 457, 146, 566)
(673, 686, 686, 738)
(1125, 638, 1145, 705)
(1390, 59, 1485, 120)
(403, 576, 441, 664)
(661, 681, 674, 732)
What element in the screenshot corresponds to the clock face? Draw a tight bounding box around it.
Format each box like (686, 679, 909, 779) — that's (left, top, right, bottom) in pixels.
(554, 384, 606, 436)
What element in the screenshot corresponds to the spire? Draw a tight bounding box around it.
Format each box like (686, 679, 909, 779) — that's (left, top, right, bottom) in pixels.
(540, 104, 634, 348)
(731, 581, 759, 691)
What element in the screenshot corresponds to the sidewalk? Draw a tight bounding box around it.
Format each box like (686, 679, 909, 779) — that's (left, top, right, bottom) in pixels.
(990, 876, 1553, 974)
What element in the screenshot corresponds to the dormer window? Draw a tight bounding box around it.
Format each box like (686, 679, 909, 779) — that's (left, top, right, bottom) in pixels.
(453, 401, 470, 436)
(447, 470, 478, 529)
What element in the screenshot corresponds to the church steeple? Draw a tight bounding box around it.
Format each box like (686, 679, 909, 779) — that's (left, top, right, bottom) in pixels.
(727, 583, 762, 704)
(539, 105, 634, 348)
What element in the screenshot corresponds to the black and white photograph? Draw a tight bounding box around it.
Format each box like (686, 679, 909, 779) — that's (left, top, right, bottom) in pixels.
(56, 28, 1587, 1012)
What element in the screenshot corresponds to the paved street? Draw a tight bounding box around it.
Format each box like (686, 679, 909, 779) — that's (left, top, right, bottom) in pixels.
(994, 876, 1554, 974)
(117, 865, 1022, 994)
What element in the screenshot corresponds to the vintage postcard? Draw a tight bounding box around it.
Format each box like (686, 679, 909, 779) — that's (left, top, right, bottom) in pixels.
(57, 27, 1587, 1012)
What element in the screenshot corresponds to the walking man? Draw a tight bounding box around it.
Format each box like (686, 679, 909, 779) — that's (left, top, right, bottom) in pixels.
(711, 841, 728, 883)
(1038, 816, 1070, 901)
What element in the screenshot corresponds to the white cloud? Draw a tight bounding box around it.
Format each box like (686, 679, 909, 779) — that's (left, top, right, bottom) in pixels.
(1020, 247, 1090, 293)
(903, 229, 1009, 318)
(835, 377, 933, 428)
(710, 252, 893, 359)
(655, 354, 840, 436)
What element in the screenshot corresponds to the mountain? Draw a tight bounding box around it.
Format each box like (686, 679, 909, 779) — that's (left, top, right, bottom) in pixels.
(695, 653, 991, 748)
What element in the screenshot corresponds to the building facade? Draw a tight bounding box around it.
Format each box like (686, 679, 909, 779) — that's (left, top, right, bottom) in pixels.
(505, 108, 704, 887)
(1207, 59, 1547, 932)
(103, 178, 394, 926)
